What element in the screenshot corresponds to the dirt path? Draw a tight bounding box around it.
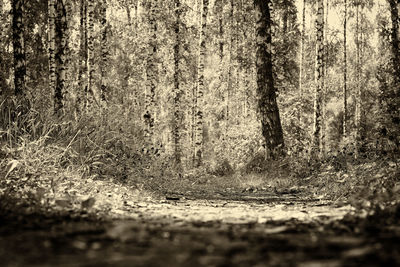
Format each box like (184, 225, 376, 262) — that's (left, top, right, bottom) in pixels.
(116, 197, 353, 223)
(1, 195, 399, 266)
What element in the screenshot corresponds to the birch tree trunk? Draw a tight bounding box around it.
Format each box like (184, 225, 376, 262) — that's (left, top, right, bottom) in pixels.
(343, 0, 348, 140)
(225, 0, 234, 133)
(77, 0, 87, 113)
(312, 0, 324, 156)
(87, 0, 94, 107)
(54, 0, 67, 115)
(389, 0, 400, 82)
(100, 0, 108, 103)
(254, 0, 284, 160)
(388, 0, 400, 147)
(48, 0, 56, 103)
(194, 0, 209, 167)
(216, 0, 224, 114)
(298, 0, 306, 136)
(355, 3, 362, 156)
(321, 0, 329, 155)
(144, 0, 158, 146)
(173, 0, 183, 168)
(12, 0, 26, 97)
(190, 0, 199, 164)
(0, 0, 4, 95)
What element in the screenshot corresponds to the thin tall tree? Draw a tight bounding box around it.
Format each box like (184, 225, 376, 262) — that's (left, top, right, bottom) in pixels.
(225, 0, 234, 132)
(144, 0, 158, 146)
(12, 0, 26, 97)
(254, 0, 284, 159)
(77, 0, 87, 112)
(87, 0, 94, 107)
(100, 0, 108, 103)
(0, 0, 4, 95)
(48, 0, 56, 103)
(389, 0, 400, 81)
(312, 0, 324, 156)
(321, 0, 329, 154)
(173, 0, 183, 168)
(355, 2, 362, 156)
(388, 0, 400, 148)
(54, 0, 67, 115)
(298, 0, 306, 135)
(343, 0, 348, 140)
(194, 0, 209, 167)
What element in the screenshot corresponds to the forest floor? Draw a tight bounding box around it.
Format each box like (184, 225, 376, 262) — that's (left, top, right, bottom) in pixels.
(1, 184, 400, 266)
(1, 138, 400, 266)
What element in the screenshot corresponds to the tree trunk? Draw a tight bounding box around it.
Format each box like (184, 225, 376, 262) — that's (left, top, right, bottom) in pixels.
(194, 0, 209, 167)
(389, 0, 400, 82)
(298, 0, 306, 137)
(0, 0, 5, 95)
(388, 0, 400, 146)
(236, 0, 242, 121)
(312, 0, 324, 156)
(173, 0, 183, 168)
(254, 0, 284, 160)
(77, 0, 87, 113)
(100, 0, 108, 103)
(48, 0, 56, 102)
(226, 0, 234, 132)
(321, 0, 328, 155)
(87, 0, 94, 107)
(144, 0, 158, 146)
(343, 0, 348, 140)
(216, 0, 224, 113)
(12, 0, 26, 97)
(355, 3, 362, 156)
(54, 0, 67, 115)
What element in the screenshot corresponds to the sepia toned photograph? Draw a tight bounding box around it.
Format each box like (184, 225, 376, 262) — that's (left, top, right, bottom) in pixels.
(0, 0, 399, 266)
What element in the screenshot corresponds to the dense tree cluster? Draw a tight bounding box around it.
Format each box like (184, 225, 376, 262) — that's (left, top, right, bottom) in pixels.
(0, 0, 399, 173)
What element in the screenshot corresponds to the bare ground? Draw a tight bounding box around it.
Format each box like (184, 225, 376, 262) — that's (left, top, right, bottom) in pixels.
(1, 191, 399, 267)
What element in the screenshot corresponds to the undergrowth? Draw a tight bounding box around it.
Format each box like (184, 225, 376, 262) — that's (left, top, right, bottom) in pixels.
(1, 106, 399, 218)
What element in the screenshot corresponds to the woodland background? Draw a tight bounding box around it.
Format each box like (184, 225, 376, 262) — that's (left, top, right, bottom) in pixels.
(0, 0, 399, 211)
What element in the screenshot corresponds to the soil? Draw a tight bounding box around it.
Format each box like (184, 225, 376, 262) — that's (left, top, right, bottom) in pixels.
(1, 192, 399, 267)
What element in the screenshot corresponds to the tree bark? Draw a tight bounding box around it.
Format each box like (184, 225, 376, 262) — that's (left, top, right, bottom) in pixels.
(388, 0, 400, 143)
(216, 0, 224, 117)
(254, 0, 284, 159)
(48, 0, 56, 102)
(343, 0, 348, 140)
(12, 0, 26, 97)
(77, 0, 87, 113)
(312, 0, 324, 156)
(54, 0, 67, 115)
(298, 0, 306, 137)
(0, 0, 4, 95)
(87, 0, 94, 107)
(173, 0, 183, 168)
(144, 0, 158, 146)
(100, 0, 108, 103)
(355, 3, 362, 156)
(225, 0, 234, 132)
(389, 0, 400, 82)
(321, 0, 328, 155)
(194, 0, 209, 167)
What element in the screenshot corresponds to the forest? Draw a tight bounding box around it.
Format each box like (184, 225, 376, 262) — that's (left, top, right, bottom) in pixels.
(0, 0, 400, 266)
